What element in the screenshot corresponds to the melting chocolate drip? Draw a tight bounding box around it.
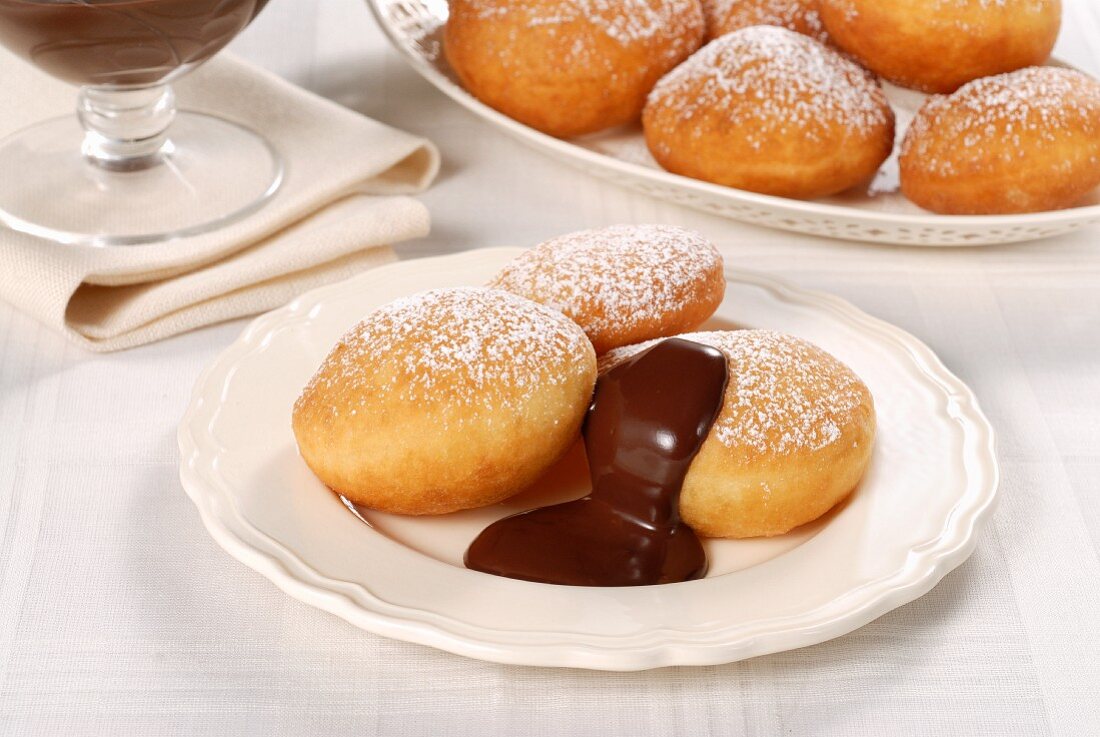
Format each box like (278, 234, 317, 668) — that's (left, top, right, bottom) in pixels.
(465, 338, 728, 587)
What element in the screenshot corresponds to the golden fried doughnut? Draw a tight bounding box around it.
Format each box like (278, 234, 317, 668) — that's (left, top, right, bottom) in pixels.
(444, 0, 705, 138)
(292, 287, 596, 515)
(490, 225, 725, 355)
(600, 330, 876, 538)
(642, 26, 895, 199)
(900, 66, 1100, 214)
(819, 0, 1061, 93)
(701, 0, 828, 42)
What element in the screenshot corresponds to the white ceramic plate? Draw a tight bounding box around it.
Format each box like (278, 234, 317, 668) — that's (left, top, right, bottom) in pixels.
(366, 0, 1100, 246)
(178, 248, 998, 670)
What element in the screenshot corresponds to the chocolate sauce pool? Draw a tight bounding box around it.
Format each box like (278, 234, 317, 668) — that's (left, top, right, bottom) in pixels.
(465, 338, 728, 587)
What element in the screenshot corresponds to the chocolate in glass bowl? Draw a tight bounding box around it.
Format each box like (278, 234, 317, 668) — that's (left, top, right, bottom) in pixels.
(0, 0, 269, 87)
(0, 0, 281, 246)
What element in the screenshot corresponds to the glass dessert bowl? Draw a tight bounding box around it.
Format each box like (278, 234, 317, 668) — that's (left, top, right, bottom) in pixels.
(0, 0, 281, 246)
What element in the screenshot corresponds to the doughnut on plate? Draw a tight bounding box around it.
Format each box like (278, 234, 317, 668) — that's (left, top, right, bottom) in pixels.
(179, 248, 999, 670)
(366, 0, 1100, 246)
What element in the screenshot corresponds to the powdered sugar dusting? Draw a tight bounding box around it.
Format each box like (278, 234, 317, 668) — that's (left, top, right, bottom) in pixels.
(490, 225, 723, 343)
(457, 0, 703, 67)
(646, 25, 892, 148)
(600, 330, 871, 455)
(299, 287, 593, 416)
(901, 66, 1100, 177)
(464, 0, 700, 45)
(702, 0, 827, 42)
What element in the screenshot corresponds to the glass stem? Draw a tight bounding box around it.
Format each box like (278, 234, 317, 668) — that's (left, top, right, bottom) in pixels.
(78, 84, 176, 172)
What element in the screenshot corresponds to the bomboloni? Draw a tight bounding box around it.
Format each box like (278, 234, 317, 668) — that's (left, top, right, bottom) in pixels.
(445, 0, 706, 137)
(490, 224, 725, 354)
(292, 287, 597, 515)
(643, 26, 895, 199)
(900, 66, 1100, 214)
(601, 330, 876, 538)
(819, 0, 1062, 93)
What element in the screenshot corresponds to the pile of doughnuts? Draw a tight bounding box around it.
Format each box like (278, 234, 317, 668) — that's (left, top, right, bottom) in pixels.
(293, 224, 876, 540)
(443, 0, 1100, 214)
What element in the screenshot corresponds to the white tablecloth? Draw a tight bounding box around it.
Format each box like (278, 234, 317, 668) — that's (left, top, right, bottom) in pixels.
(2, 1, 1099, 734)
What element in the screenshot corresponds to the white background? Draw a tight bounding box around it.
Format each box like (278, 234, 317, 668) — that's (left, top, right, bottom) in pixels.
(2, 0, 1100, 734)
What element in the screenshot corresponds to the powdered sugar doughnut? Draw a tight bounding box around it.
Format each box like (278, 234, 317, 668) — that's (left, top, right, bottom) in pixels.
(292, 288, 596, 515)
(643, 26, 894, 199)
(444, 0, 705, 138)
(820, 0, 1061, 93)
(701, 0, 828, 42)
(601, 331, 876, 538)
(490, 225, 725, 354)
(900, 66, 1100, 214)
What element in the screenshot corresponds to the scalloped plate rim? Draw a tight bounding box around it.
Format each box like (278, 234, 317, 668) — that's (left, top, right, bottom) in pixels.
(178, 248, 999, 670)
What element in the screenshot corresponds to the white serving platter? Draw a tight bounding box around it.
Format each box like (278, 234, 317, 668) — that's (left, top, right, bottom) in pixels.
(367, 0, 1100, 246)
(178, 248, 999, 670)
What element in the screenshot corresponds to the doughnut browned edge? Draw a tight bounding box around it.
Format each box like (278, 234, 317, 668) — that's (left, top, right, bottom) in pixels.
(601, 330, 876, 539)
(444, 0, 705, 137)
(292, 287, 597, 515)
(819, 0, 1062, 93)
(642, 26, 895, 199)
(900, 66, 1100, 214)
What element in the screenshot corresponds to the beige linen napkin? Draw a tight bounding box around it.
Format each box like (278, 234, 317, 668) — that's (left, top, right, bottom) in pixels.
(0, 48, 439, 351)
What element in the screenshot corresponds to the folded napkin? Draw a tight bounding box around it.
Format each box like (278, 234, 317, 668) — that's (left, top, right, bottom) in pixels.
(0, 48, 439, 351)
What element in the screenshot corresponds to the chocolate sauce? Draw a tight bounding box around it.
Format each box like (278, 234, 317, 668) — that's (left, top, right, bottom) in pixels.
(465, 338, 728, 587)
(0, 0, 268, 87)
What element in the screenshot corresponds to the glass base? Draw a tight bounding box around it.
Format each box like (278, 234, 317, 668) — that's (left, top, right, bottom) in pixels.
(0, 112, 283, 247)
